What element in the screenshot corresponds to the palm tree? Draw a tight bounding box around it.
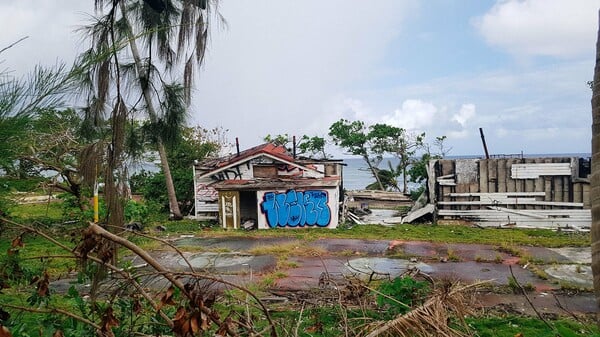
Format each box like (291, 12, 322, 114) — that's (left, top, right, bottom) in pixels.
(85, 0, 218, 220)
(591, 10, 600, 321)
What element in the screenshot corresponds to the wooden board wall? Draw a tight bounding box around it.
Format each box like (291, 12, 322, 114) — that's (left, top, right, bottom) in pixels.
(433, 157, 590, 211)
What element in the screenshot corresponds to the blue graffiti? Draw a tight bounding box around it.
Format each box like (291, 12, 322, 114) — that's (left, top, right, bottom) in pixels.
(260, 190, 331, 228)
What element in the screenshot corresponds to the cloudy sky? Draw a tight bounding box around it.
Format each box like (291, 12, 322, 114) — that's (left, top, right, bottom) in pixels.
(1, 0, 599, 156)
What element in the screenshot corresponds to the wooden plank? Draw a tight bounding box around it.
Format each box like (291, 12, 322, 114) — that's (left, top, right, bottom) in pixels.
(437, 179, 456, 186)
(427, 160, 437, 205)
(479, 159, 488, 193)
(506, 159, 517, 194)
(573, 182, 583, 204)
(484, 206, 547, 219)
(447, 192, 546, 197)
(544, 177, 552, 202)
(437, 200, 584, 207)
(438, 209, 591, 216)
(440, 160, 455, 209)
(583, 183, 591, 208)
(554, 176, 563, 203)
(511, 163, 572, 179)
(497, 159, 506, 193)
(564, 176, 571, 203)
(402, 204, 435, 224)
(488, 159, 497, 193)
(534, 159, 545, 210)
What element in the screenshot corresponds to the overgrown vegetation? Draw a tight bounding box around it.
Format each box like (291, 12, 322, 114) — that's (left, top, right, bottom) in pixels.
(0, 193, 596, 336)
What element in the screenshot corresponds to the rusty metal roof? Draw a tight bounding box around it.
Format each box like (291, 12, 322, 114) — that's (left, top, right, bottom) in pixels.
(197, 143, 293, 170)
(212, 176, 340, 191)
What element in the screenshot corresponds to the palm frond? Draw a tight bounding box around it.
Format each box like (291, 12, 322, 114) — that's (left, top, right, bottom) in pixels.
(363, 281, 485, 337)
(158, 82, 187, 147)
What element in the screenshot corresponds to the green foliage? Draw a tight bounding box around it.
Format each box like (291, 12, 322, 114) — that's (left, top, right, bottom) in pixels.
(466, 316, 599, 337)
(0, 177, 46, 192)
(124, 200, 149, 224)
(131, 125, 224, 216)
(329, 119, 369, 156)
(298, 135, 328, 159)
(376, 276, 430, 316)
(263, 133, 290, 147)
(408, 152, 433, 185)
(365, 167, 399, 191)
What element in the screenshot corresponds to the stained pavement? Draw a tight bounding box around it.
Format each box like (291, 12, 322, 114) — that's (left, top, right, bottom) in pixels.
(166, 235, 596, 315)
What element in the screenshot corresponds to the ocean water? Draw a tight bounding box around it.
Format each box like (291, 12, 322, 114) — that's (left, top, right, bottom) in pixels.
(341, 153, 591, 192)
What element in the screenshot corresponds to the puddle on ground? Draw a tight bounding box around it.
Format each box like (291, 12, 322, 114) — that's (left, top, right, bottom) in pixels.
(344, 257, 432, 280)
(174, 236, 294, 252)
(544, 264, 592, 288)
(181, 252, 276, 274)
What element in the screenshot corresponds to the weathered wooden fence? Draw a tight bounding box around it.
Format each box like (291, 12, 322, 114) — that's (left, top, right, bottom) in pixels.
(427, 157, 591, 230)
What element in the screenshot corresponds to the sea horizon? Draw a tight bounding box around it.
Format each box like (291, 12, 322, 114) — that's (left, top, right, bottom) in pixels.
(342, 152, 591, 192)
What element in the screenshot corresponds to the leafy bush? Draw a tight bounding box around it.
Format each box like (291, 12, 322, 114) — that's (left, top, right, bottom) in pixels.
(130, 168, 195, 216)
(0, 177, 45, 193)
(376, 276, 431, 316)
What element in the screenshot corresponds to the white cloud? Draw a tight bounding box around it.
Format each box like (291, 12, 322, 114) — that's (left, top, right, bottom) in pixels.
(473, 0, 599, 59)
(192, 0, 417, 144)
(0, 1, 90, 73)
(452, 104, 476, 127)
(382, 99, 438, 131)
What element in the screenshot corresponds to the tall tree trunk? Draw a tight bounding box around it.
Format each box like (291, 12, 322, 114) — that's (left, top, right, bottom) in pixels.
(120, 2, 183, 220)
(157, 141, 183, 219)
(591, 9, 600, 325)
(363, 154, 384, 190)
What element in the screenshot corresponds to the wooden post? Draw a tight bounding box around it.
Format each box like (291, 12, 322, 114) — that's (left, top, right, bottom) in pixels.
(479, 159, 489, 193)
(497, 158, 506, 193)
(488, 159, 497, 193)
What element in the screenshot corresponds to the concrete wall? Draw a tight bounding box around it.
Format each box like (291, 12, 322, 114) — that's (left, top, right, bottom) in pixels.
(256, 188, 339, 229)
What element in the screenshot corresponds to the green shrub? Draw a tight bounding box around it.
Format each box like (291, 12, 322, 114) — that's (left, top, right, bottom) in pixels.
(376, 276, 430, 316)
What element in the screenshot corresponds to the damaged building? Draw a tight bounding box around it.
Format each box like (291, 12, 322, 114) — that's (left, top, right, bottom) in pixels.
(193, 143, 344, 229)
(426, 156, 591, 230)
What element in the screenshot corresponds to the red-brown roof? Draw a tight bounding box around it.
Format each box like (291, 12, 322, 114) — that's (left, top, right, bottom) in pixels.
(198, 143, 294, 170)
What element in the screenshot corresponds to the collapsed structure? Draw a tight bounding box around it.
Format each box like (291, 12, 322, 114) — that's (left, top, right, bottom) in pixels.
(193, 143, 344, 229)
(427, 156, 591, 230)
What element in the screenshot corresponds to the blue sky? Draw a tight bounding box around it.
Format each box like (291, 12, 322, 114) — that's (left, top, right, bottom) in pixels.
(1, 0, 599, 157)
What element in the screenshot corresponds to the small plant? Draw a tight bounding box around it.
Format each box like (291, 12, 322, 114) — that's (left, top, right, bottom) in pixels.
(507, 276, 520, 293)
(497, 243, 524, 257)
(446, 248, 460, 262)
(494, 253, 504, 264)
(376, 276, 431, 316)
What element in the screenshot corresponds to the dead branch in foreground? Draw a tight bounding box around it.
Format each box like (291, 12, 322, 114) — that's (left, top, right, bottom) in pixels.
(363, 281, 490, 337)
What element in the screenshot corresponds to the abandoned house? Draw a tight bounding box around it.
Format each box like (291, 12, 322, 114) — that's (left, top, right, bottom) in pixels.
(193, 143, 344, 229)
(426, 156, 591, 230)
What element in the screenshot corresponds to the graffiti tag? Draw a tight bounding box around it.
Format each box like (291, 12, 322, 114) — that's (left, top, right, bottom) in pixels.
(260, 189, 331, 228)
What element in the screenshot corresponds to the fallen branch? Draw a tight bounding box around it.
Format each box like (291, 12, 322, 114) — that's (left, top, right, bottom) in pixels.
(508, 265, 558, 334)
(2, 303, 101, 331)
(363, 280, 490, 337)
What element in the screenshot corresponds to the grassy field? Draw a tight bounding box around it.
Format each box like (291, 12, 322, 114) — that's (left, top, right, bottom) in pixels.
(1, 199, 596, 337)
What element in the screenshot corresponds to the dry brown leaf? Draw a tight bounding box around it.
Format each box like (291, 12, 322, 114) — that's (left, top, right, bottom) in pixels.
(36, 271, 50, 297)
(51, 330, 64, 337)
(132, 298, 142, 315)
(190, 315, 199, 333)
(11, 236, 23, 248)
(101, 307, 119, 330)
(200, 312, 210, 331)
(172, 307, 189, 336)
(514, 333, 524, 337)
(0, 325, 12, 337)
(159, 286, 176, 308)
